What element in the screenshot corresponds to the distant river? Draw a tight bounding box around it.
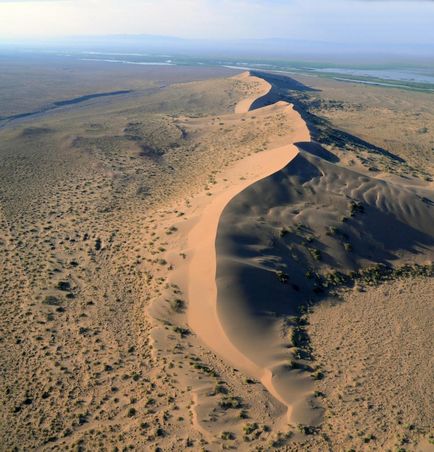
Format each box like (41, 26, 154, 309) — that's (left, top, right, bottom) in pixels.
(309, 67, 434, 84)
(80, 58, 174, 66)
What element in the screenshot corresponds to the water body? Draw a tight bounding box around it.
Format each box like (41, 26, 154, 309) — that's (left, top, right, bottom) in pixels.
(80, 58, 174, 66)
(309, 67, 434, 84)
(333, 77, 434, 91)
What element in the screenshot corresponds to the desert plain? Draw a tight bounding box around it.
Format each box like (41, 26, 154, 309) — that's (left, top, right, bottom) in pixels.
(0, 56, 433, 451)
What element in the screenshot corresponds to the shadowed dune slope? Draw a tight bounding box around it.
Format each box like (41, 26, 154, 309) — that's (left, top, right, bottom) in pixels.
(215, 148, 434, 423)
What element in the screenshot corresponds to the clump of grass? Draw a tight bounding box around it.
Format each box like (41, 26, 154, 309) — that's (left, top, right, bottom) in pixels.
(57, 281, 71, 291)
(344, 242, 353, 252)
(276, 271, 289, 284)
(221, 431, 235, 440)
(349, 200, 365, 217)
(239, 410, 249, 419)
(219, 396, 242, 410)
(308, 248, 322, 261)
(155, 427, 165, 437)
(173, 326, 190, 338)
(363, 434, 376, 443)
(213, 384, 228, 395)
(311, 370, 324, 381)
(243, 423, 258, 435)
(170, 298, 185, 313)
(322, 271, 349, 288)
(297, 424, 318, 435)
(280, 227, 289, 238)
(191, 362, 219, 377)
(287, 359, 303, 370)
(326, 226, 338, 236)
(166, 226, 178, 235)
(313, 391, 325, 398)
(43, 295, 61, 306)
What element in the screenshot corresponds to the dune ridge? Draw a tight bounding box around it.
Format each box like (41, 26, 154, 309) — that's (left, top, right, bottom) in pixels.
(233, 71, 272, 114)
(213, 74, 434, 429)
(184, 71, 313, 426)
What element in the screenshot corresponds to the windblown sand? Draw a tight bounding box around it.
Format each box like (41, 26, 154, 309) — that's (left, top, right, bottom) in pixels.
(0, 65, 433, 452)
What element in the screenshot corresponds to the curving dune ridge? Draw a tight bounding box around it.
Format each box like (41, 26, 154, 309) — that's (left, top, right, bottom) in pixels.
(187, 71, 313, 426)
(188, 70, 434, 428)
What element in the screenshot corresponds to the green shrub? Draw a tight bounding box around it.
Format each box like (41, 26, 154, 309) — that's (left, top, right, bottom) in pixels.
(170, 299, 185, 313)
(276, 271, 289, 284)
(243, 423, 258, 435)
(344, 242, 353, 252)
(221, 431, 235, 440)
(219, 396, 242, 410)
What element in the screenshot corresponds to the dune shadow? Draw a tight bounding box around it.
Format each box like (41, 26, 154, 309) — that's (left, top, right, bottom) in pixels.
(295, 141, 339, 163)
(250, 70, 406, 164)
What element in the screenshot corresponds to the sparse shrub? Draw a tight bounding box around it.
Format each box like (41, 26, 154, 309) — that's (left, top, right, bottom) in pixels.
(221, 431, 235, 440)
(155, 427, 165, 437)
(219, 396, 242, 410)
(349, 200, 365, 216)
(311, 370, 324, 380)
(170, 299, 185, 313)
(43, 296, 61, 306)
(166, 226, 178, 235)
(244, 378, 256, 384)
(287, 359, 303, 370)
(297, 424, 318, 435)
(213, 384, 228, 395)
(243, 423, 258, 435)
(57, 281, 71, 291)
(173, 326, 190, 338)
(308, 248, 322, 261)
(280, 227, 289, 238)
(276, 271, 289, 284)
(239, 410, 249, 419)
(192, 362, 219, 377)
(344, 242, 353, 252)
(326, 226, 338, 236)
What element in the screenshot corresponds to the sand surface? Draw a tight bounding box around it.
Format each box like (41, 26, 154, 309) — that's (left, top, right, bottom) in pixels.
(147, 72, 314, 435)
(1, 66, 433, 451)
(309, 277, 434, 451)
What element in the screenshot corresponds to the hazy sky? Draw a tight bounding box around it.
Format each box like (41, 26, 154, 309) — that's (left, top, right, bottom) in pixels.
(1, 0, 434, 45)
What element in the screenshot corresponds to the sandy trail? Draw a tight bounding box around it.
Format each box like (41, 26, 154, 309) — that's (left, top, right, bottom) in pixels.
(185, 72, 311, 422)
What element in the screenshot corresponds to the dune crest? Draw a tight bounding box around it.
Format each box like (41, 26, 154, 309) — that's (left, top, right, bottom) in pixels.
(233, 71, 272, 114)
(186, 72, 312, 426)
(214, 82, 434, 427)
(184, 71, 434, 429)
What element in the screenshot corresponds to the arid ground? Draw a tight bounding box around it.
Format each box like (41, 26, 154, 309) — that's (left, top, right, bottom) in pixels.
(0, 58, 433, 451)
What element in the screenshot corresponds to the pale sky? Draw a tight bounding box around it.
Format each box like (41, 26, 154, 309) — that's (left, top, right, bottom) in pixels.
(0, 0, 434, 46)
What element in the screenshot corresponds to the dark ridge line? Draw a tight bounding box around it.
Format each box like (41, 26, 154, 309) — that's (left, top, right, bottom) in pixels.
(0, 89, 133, 123)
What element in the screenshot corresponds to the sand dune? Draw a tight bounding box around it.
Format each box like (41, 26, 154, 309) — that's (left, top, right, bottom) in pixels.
(215, 146, 434, 423)
(233, 72, 272, 114)
(180, 71, 434, 428)
(2, 63, 433, 450)
(175, 72, 315, 427)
